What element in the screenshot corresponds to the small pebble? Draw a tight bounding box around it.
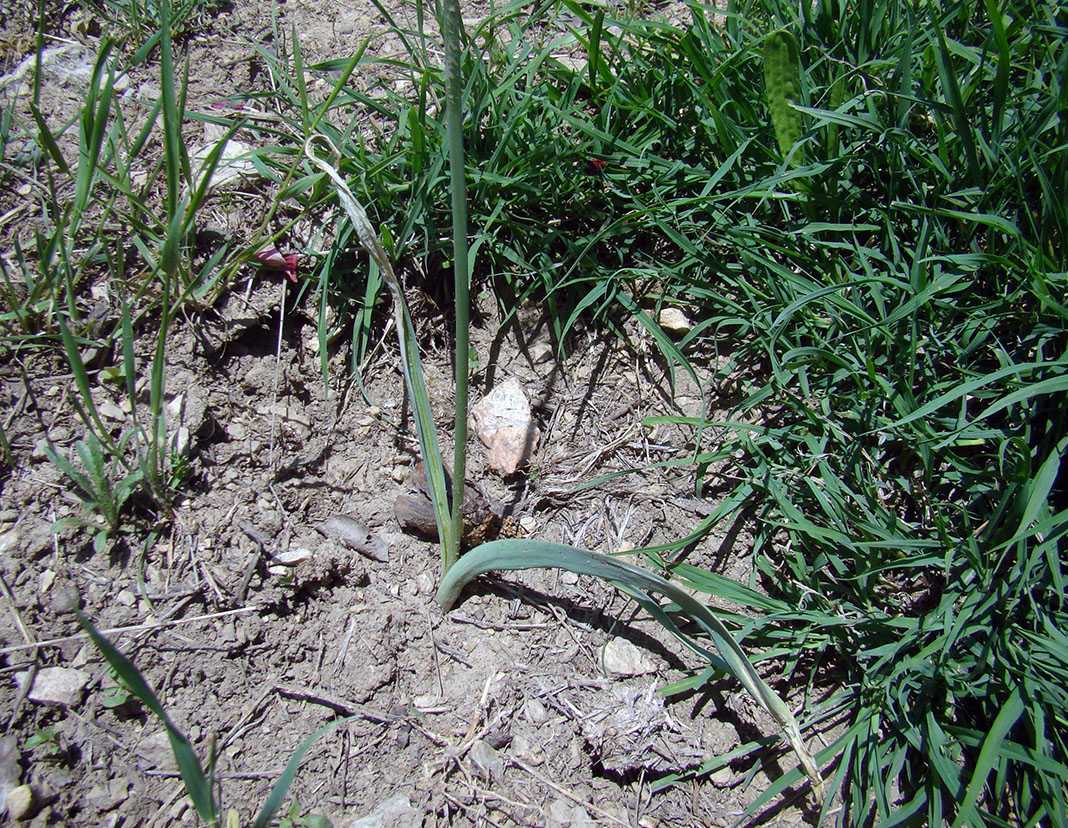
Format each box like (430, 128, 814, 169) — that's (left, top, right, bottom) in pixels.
(19, 667, 90, 706)
(414, 571, 434, 595)
(522, 698, 547, 723)
(657, 306, 691, 334)
(271, 548, 313, 567)
(320, 515, 389, 563)
(601, 637, 657, 676)
(85, 777, 128, 812)
(5, 784, 35, 820)
(97, 400, 125, 422)
(467, 739, 503, 782)
(31, 439, 50, 462)
(531, 341, 553, 364)
(38, 570, 56, 593)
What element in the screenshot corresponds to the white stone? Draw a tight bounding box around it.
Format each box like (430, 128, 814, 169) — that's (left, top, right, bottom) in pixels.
(0, 43, 94, 96)
(4, 784, 35, 820)
(340, 793, 418, 828)
(601, 637, 657, 676)
(411, 694, 447, 712)
(166, 393, 185, 421)
(657, 307, 691, 335)
(272, 548, 313, 567)
(170, 426, 191, 459)
(97, 400, 126, 422)
(18, 667, 89, 706)
(0, 736, 20, 815)
(137, 81, 161, 100)
(556, 55, 588, 73)
(546, 798, 573, 827)
(191, 136, 258, 193)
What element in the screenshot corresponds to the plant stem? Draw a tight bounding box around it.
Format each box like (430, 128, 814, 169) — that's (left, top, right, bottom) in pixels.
(441, 0, 470, 574)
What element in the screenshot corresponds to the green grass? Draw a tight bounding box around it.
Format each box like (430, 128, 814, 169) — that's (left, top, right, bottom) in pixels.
(270, 0, 1063, 822)
(76, 610, 346, 828)
(2, 2, 247, 538)
(4, 0, 1065, 822)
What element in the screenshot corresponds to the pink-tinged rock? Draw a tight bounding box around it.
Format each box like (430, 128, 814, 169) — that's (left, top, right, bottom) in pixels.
(470, 378, 541, 475)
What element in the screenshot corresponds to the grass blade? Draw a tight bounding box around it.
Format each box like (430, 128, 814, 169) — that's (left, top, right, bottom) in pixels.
(56, 316, 125, 465)
(440, 0, 472, 575)
(305, 136, 455, 559)
(251, 716, 354, 828)
(926, 1, 979, 184)
(75, 611, 219, 824)
(950, 686, 1025, 828)
(437, 540, 825, 800)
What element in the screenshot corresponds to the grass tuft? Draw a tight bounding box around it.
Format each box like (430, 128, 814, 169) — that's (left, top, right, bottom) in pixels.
(250, 0, 1066, 820)
(4, 0, 1063, 821)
